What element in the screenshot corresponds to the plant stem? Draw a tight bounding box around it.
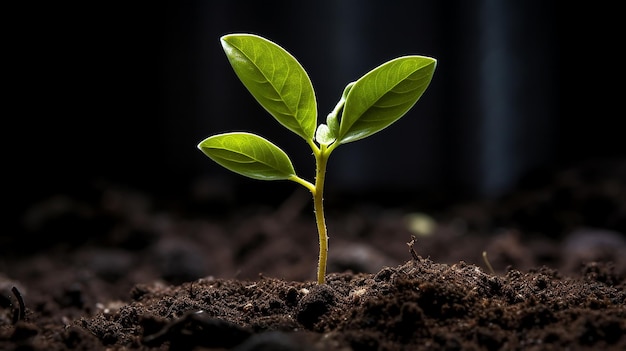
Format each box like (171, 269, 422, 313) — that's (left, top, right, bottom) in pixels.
(313, 144, 330, 284)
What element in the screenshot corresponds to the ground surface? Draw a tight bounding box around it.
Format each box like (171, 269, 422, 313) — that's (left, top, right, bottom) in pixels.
(1, 160, 625, 350)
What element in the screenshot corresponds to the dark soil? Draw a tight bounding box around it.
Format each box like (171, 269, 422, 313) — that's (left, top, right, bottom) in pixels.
(1, 160, 626, 350)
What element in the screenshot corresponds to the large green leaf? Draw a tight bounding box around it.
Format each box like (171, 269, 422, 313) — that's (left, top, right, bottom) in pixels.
(337, 56, 436, 144)
(221, 34, 317, 141)
(197, 132, 296, 181)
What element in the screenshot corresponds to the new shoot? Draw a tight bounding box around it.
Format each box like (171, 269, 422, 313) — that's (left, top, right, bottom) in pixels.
(198, 33, 436, 284)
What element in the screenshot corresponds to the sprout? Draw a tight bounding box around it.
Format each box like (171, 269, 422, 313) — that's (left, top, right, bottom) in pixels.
(198, 33, 436, 284)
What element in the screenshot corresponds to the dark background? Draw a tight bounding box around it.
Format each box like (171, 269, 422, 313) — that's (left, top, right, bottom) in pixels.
(6, 1, 624, 219)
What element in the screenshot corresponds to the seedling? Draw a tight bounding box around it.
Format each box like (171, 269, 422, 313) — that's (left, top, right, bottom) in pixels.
(198, 34, 436, 284)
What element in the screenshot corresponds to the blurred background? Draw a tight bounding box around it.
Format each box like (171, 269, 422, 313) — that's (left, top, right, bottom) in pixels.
(6, 1, 624, 220)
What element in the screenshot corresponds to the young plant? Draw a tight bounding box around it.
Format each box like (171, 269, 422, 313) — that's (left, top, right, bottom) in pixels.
(198, 33, 436, 284)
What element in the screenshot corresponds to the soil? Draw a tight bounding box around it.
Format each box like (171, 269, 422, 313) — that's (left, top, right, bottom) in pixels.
(1, 160, 625, 350)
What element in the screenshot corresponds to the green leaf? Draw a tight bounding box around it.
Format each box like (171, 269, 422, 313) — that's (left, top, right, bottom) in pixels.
(324, 82, 353, 143)
(337, 56, 436, 144)
(197, 132, 296, 181)
(221, 34, 317, 141)
(315, 124, 335, 146)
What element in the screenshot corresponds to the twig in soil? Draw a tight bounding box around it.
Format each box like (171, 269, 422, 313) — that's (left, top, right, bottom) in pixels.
(188, 281, 196, 298)
(11, 286, 25, 324)
(482, 251, 496, 275)
(407, 235, 419, 261)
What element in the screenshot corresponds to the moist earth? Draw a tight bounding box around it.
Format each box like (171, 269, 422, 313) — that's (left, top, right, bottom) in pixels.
(1, 160, 625, 350)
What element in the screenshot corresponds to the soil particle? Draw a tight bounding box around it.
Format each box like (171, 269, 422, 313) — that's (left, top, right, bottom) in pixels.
(296, 284, 336, 329)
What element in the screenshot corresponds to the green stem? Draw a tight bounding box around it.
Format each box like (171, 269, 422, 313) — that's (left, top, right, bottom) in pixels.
(289, 175, 315, 194)
(288, 140, 333, 284)
(313, 144, 330, 284)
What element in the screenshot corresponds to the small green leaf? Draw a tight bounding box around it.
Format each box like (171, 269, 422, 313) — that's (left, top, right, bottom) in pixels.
(325, 82, 354, 141)
(315, 124, 335, 146)
(337, 56, 436, 144)
(221, 34, 317, 141)
(197, 132, 296, 181)
(326, 112, 339, 139)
